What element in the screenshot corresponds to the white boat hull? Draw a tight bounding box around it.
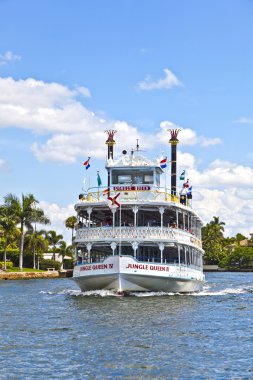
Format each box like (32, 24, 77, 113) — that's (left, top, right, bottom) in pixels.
(73, 255, 205, 293)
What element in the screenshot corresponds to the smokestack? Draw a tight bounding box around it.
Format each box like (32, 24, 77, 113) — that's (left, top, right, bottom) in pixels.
(168, 129, 180, 196)
(105, 130, 117, 191)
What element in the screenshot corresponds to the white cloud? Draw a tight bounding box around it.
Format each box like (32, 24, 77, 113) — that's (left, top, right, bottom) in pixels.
(158, 121, 221, 147)
(0, 76, 221, 164)
(0, 158, 6, 170)
(137, 68, 182, 91)
(39, 201, 75, 244)
(234, 116, 253, 124)
(77, 86, 91, 98)
(194, 187, 253, 238)
(0, 51, 21, 66)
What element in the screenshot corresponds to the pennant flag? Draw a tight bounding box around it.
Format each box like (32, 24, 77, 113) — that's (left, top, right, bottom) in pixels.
(180, 170, 185, 180)
(83, 157, 91, 170)
(160, 157, 167, 169)
(108, 193, 120, 208)
(103, 188, 110, 196)
(97, 172, 102, 187)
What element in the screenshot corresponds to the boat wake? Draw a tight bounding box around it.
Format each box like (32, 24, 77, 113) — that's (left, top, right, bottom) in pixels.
(192, 284, 253, 296)
(39, 289, 119, 297)
(39, 284, 253, 298)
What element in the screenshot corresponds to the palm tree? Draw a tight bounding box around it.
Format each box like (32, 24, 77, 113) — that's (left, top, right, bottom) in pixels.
(46, 230, 63, 261)
(3, 193, 50, 270)
(59, 241, 74, 269)
(0, 205, 18, 270)
(24, 229, 49, 269)
(210, 216, 225, 232)
(65, 216, 77, 243)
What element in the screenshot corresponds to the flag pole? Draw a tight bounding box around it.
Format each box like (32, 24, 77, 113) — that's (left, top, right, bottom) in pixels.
(165, 167, 167, 201)
(119, 203, 122, 255)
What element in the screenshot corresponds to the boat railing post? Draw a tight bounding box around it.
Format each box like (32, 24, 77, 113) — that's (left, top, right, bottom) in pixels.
(159, 243, 164, 264)
(178, 244, 181, 270)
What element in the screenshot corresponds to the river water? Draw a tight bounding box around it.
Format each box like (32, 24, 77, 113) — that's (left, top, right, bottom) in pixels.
(0, 273, 252, 380)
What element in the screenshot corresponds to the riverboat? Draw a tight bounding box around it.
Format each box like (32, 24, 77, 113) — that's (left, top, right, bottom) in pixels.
(72, 129, 205, 294)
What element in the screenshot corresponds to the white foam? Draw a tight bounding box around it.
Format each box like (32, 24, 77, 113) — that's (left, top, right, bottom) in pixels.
(192, 286, 252, 296)
(39, 284, 253, 297)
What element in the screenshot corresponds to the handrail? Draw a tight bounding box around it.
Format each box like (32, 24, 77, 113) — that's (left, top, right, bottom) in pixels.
(75, 226, 202, 248)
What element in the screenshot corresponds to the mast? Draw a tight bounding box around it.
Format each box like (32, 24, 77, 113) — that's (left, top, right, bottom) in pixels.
(105, 130, 117, 192)
(168, 129, 180, 196)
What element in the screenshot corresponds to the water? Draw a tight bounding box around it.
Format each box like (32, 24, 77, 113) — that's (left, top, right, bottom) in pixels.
(0, 273, 252, 380)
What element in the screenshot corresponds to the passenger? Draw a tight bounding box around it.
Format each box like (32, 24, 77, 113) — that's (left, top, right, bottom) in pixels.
(180, 186, 187, 205)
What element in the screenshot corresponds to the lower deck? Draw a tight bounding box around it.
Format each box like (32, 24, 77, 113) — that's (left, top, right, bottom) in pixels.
(75, 241, 203, 271)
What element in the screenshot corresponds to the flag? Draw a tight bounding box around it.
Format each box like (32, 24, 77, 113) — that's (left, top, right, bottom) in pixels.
(160, 157, 167, 169)
(103, 188, 110, 196)
(183, 179, 189, 188)
(97, 172, 102, 187)
(83, 157, 91, 170)
(187, 186, 192, 199)
(108, 193, 120, 208)
(180, 170, 185, 180)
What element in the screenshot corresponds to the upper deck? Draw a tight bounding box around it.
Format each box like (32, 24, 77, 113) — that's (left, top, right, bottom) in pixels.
(78, 148, 193, 210)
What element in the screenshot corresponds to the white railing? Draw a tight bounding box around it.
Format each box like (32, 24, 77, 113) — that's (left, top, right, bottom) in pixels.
(75, 226, 202, 248)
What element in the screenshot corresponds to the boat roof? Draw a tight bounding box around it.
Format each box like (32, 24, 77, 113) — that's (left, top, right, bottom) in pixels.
(106, 151, 161, 169)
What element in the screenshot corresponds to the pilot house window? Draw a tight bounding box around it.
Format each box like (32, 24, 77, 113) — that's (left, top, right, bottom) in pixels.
(112, 170, 154, 185)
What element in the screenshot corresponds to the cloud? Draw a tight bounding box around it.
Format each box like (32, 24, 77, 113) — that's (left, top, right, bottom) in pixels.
(0, 76, 221, 164)
(39, 201, 75, 244)
(173, 153, 253, 237)
(234, 116, 253, 124)
(0, 51, 21, 66)
(137, 68, 182, 91)
(77, 86, 91, 98)
(158, 121, 222, 147)
(194, 187, 253, 238)
(0, 158, 6, 170)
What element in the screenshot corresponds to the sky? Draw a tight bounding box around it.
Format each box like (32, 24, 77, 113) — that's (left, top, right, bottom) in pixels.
(1, 0, 253, 242)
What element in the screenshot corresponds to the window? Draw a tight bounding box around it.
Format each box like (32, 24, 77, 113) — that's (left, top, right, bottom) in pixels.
(112, 170, 154, 185)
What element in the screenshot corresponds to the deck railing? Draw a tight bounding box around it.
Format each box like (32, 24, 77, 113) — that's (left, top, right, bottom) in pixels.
(75, 226, 202, 248)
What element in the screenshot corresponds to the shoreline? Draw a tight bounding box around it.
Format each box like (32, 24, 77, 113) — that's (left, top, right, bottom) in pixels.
(0, 270, 73, 280)
(204, 268, 253, 272)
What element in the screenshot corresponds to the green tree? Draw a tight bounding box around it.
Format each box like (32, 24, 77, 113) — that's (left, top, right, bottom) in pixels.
(65, 216, 77, 243)
(46, 230, 63, 261)
(209, 216, 225, 231)
(24, 229, 49, 269)
(202, 217, 226, 265)
(0, 205, 18, 270)
(235, 233, 247, 243)
(3, 193, 50, 270)
(220, 247, 253, 268)
(59, 241, 74, 269)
